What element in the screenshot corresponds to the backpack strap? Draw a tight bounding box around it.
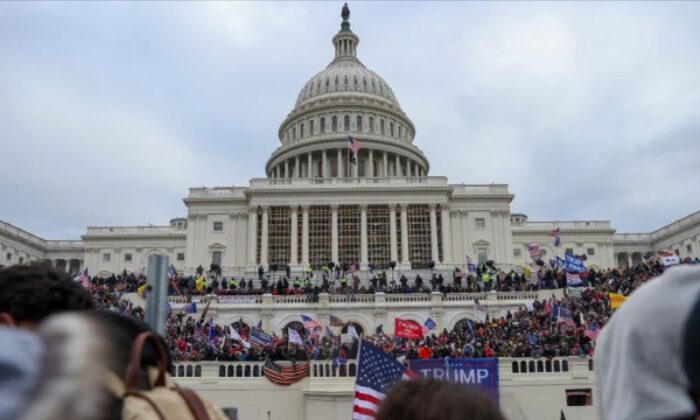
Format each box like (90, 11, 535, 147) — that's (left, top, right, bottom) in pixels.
(177, 387, 211, 420)
(124, 390, 167, 420)
(125, 331, 168, 390)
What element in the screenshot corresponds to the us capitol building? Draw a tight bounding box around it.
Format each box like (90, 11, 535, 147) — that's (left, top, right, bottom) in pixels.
(1, 9, 698, 278)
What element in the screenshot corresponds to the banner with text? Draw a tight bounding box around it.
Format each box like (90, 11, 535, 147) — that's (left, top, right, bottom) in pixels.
(408, 358, 499, 405)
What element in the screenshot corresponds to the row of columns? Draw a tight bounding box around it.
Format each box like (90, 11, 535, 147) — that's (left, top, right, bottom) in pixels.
(270, 148, 426, 179)
(247, 204, 452, 270)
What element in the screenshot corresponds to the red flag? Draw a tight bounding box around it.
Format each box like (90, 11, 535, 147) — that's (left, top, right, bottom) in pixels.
(394, 318, 424, 340)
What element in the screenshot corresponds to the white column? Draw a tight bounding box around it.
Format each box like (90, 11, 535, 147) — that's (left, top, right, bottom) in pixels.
(302, 205, 310, 266)
(395, 155, 401, 176)
(247, 207, 258, 268)
(429, 204, 439, 264)
(337, 149, 343, 178)
(290, 206, 298, 266)
(322, 150, 328, 178)
(441, 205, 452, 264)
(307, 153, 313, 178)
(353, 154, 359, 178)
(400, 204, 410, 264)
(389, 204, 398, 263)
(295, 156, 300, 178)
(360, 204, 368, 267)
(331, 205, 339, 263)
(368, 149, 374, 177)
(383, 152, 388, 177)
(260, 206, 269, 267)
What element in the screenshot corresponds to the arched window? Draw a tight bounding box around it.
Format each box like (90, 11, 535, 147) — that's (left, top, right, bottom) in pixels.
(186, 365, 193, 377)
(335, 76, 339, 89)
(286, 131, 289, 142)
(354, 76, 358, 87)
(357, 115, 363, 132)
(317, 80, 321, 92)
(228, 365, 234, 377)
(325, 77, 329, 88)
(562, 360, 569, 372)
(219, 365, 226, 377)
(344, 75, 348, 87)
(512, 362, 519, 373)
(363, 77, 367, 89)
(300, 123, 304, 138)
(369, 117, 374, 132)
(380, 119, 385, 135)
(195, 365, 202, 377)
(398, 125, 402, 139)
(320, 117, 326, 133)
(344, 115, 350, 131)
(332, 116, 338, 132)
(390, 122, 394, 137)
(293, 126, 297, 140)
(371, 79, 376, 92)
(309, 120, 314, 135)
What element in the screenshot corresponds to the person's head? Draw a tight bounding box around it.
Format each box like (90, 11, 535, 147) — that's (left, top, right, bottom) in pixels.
(19, 311, 170, 420)
(0, 263, 93, 329)
(376, 379, 505, 420)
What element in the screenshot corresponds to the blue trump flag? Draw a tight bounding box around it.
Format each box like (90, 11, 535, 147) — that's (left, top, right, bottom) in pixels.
(565, 254, 586, 273)
(408, 358, 499, 405)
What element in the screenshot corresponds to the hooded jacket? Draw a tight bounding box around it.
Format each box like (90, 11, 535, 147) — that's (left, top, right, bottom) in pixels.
(595, 265, 700, 420)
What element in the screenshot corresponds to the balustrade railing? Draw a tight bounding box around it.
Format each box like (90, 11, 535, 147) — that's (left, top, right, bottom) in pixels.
(171, 357, 593, 380)
(385, 294, 431, 302)
(329, 294, 376, 303)
(442, 293, 487, 302)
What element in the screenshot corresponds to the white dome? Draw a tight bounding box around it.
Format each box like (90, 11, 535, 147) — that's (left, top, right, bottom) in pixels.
(295, 59, 401, 109)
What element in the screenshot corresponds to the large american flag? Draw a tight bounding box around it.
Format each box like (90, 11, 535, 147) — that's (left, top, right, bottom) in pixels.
(352, 341, 414, 419)
(348, 135, 361, 154)
(301, 314, 322, 331)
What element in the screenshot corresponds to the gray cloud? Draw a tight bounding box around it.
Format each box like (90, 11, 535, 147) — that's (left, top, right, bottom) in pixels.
(1, 2, 699, 238)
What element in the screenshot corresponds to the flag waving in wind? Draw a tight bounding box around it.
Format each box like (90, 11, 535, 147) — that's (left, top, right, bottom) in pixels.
(348, 135, 361, 154)
(352, 341, 415, 419)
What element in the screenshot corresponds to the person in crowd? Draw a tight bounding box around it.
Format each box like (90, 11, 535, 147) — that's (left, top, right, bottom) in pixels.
(595, 265, 700, 420)
(0, 263, 94, 329)
(0, 326, 44, 420)
(376, 379, 505, 420)
(683, 293, 700, 415)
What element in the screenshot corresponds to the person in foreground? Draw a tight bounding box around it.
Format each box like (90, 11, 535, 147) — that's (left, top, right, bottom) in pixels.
(376, 379, 505, 420)
(595, 265, 700, 420)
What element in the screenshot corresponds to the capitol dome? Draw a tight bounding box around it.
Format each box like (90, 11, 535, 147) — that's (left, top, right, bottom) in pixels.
(294, 58, 402, 110)
(266, 6, 429, 179)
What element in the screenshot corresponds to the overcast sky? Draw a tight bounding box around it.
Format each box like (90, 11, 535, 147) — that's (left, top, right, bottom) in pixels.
(1, 2, 699, 239)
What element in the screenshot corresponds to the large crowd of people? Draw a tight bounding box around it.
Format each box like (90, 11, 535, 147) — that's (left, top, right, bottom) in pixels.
(79, 258, 697, 364)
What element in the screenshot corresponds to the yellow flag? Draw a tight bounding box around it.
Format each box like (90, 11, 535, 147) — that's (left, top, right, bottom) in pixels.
(523, 266, 532, 277)
(609, 292, 627, 309)
(137, 283, 147, 297)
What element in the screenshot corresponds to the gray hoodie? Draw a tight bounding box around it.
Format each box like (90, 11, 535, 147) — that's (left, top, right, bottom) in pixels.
(595, 265, 700, 420)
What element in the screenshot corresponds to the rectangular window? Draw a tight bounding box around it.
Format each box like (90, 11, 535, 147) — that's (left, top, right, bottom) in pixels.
(6, 253, 11, 261)
(212, 251, 222, 266)
(566, 248, 574, 255)
(213, 222, 223, 232)
(477, 248, 488, 265)
(356, 115, 363, 132)
(103, 253, 111, 263)
(124, 253, 132, 262)
(566, 389, 593, 406)
(475, 218, 486, 230)
(407, 204, 431, 269)
(587, 248, 595, 256)
(513, 249, 522, 258)
(338, 205, 360, 266)
(18, 257, 24, 264)
(177, 253, 185, 261)
(686, 244, 692, 253)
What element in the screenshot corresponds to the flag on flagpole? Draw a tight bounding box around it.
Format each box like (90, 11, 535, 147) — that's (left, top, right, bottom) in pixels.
(208, 317, 217, 347)
(301, 314, 322, 331)
(347, 325, 361, 341)
(557, 307, 576, 330)
(288, 328, 304, 346)
(330, 314, 345, 327)
(168, 264, 178, 278)
(608, 292, 627, 309)
(183, 302, 198, 314)
(394, 318, 424, 340)
(230, 326, 251, 349)
(548, 228, 560, 237)
(566, 272, 583, 286)
(421, 318, 437, 335)
(348, 135, 361, 154)
(352, 341, 415, 419)
(584, 323, 601, 342)
(250, 328, 274, 347)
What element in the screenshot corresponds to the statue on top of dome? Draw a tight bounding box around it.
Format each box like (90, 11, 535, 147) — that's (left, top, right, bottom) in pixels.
(341, 3, 350, 21)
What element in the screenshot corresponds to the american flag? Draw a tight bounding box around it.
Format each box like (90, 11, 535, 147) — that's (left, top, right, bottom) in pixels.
(301, 314, 322, 331)
(78, 268, 90, 288)
(557, 307, 577, 330)
(548, 228, 560, 237)
(263, 359, 309, 386)
(348, 135, 361, 154)
(585, 323, 601, 342)
(352, 341, 414, 419)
